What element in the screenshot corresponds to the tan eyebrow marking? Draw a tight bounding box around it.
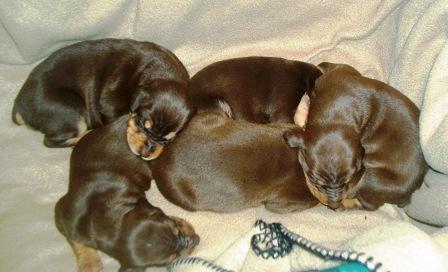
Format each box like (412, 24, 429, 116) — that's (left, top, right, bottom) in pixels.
(144, 118, 153, 129)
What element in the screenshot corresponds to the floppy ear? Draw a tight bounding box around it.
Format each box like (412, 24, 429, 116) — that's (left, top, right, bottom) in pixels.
(317, 62, 336, 74)
(293, 93, 310, 128)
(317, 62, 361, 76)
(283, 128, 305, 149)
(130, 91, 150, 112)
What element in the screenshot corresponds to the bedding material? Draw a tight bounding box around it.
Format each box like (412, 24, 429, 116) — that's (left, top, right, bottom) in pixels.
(0, 1, 447, 271)
(168, 220, 448, 272)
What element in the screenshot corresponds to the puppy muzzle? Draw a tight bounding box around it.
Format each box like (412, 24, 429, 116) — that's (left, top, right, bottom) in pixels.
(178, 231, 200, 250)
(127, 116, 165, 160)
(170, 216, 200, 256)
(139, 140, 164, 161)
(325, 186, 345, 210)
(327, 201, 342, 210)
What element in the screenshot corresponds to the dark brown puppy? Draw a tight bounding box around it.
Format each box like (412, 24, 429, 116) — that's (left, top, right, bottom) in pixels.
(150, 112, 318, 213)
(13, 38, 193, 160)
(284, 62, 428, 210)
(189, 56, 322, 123)
(55, 115, 199, 272)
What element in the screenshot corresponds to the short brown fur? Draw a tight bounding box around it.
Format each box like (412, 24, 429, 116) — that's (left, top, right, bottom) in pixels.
(189, 56, 322, 124)
(55, 116, 199, 272)
(284, 62, 428, 210)
(12, 38, 193, 160)
(150, 112, 318, 213)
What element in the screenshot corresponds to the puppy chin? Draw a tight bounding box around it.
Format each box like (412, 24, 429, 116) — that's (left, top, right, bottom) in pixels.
(327, 201, 342, 210)
(304, 176, 346, 210)
(127, 140, 164, 161)
(139, 144, 164, 161)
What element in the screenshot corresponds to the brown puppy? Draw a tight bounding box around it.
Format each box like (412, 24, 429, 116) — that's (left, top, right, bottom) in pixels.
(12, 38, 193, 160)
(284, 62, 428, 210)
(150, 112, 318, 213)
(189, 56, 322, 123)
(55, 115, 199, 272)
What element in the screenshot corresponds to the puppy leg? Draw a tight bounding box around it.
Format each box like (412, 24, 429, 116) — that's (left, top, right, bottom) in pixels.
(356, 168, 412, 210)
(68, 240, 102, 272)
(12, 111, 25, 126)
(17, 82, 89, 147)
(44, 117, 89, 147)
(293, 93, 309, 128)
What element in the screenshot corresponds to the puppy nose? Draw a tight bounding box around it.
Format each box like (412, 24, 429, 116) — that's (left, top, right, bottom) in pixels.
(327, 201, 341, 210)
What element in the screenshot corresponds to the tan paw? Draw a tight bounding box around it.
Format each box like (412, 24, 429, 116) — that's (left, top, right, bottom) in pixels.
(69, 241, 103, 272)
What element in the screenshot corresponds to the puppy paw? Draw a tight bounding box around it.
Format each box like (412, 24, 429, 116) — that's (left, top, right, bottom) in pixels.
(69, 241, 103, 272)
(79, 257, 103, 272)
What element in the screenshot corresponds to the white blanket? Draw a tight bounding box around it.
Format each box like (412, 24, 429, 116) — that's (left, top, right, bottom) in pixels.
(169, 221, 448, 272)
(0, 1, 447, 271)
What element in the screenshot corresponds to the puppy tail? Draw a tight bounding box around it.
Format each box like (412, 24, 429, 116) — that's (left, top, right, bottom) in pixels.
(216, 99, 234, 119)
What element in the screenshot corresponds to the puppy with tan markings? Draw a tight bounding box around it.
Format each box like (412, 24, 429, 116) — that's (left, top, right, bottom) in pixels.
(150, 112, 318, 214)
(284, 62, 428, 210)
(55, 115, 199, 272)
(12, 38, 193, 160)
(189, 56, 322, 124)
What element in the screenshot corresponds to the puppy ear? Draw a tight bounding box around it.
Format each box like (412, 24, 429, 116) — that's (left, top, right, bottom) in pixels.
(283, 128, 305, 149)
(293, 93, 310, 128)
(317, 62, 361, 76)
(317, 62, 334, 74)
(130, 91, 150, 112)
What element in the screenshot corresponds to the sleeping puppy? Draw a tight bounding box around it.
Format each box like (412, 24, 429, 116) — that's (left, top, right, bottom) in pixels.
(150, 111, 318, 214)
(284, 62, 428, 210)
(189, 56, 322, 123)
(12, 38, 193, 160)
(55, 115, 199, 272)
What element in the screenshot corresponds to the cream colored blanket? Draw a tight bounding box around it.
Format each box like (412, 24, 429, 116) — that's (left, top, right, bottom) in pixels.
(0, 1, 447, 271)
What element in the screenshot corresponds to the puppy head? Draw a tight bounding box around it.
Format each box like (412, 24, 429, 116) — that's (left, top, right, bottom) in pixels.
(284, 126, 364, 210)
(287, 90, 365, 209)
(127, 80, 194, 160)
(123, 206, 200, 267)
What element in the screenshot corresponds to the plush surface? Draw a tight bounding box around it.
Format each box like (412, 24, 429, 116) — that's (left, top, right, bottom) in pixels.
(169, 220, 448, 272)
(0, 1, 447, 272)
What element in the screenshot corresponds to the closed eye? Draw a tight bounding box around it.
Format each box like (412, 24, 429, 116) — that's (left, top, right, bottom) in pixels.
(158, 139, 170, 146)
